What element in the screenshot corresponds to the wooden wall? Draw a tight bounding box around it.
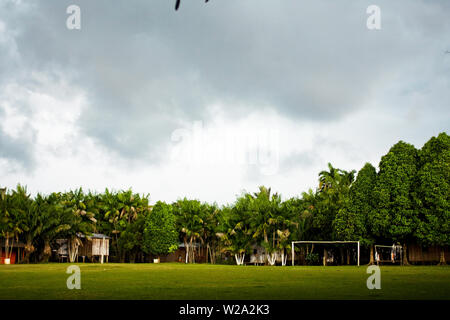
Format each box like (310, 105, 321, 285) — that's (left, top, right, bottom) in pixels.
(92, 238, 109, 256)
(78, 238, 109, 257)
(408, 244, 450, 262)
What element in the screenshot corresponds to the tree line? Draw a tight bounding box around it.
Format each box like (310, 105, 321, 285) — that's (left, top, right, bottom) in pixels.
(0, 132, 448, 265)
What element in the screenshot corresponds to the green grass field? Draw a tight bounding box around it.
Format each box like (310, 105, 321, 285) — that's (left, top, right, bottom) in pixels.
(0, 263, 449, 300)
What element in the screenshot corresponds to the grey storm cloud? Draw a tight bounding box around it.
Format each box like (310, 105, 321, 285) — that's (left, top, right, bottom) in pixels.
(0, 130, 35, 170)
(0, 106, 36, 170)
(0, 0, 449, 168)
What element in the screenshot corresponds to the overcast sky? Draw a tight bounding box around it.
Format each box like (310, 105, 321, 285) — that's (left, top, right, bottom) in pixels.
(0, 0, 449, 205)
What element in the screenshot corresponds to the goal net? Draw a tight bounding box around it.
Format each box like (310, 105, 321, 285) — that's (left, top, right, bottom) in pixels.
(374, 244, 403, 265)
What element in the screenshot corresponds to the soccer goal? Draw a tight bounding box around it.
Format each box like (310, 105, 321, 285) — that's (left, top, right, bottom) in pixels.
(291, 241, 360, 266)
(374, 244, 403, 265)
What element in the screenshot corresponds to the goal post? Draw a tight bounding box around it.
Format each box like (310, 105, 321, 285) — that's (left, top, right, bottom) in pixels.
(374, 244, 403, 265)
(291, 240, 360, 266)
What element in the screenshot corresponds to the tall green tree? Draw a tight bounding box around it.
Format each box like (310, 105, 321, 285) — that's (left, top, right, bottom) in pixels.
(277, 198, 301, 265)
(101, 189, 149, 262)
(1, 186, 33, 263)
(372, 141, 419, 264)
(415, 132, 450, 264)
(173, 198, 204, 263)
(286, 196, 313, 242)
(200, 202, 220, 264)
(334, 163, 378, 264)
(143, 201, 178, 262)
(0, 185, 33, 262)
(219, 200, 253, 265)
(247, 186, 283, 264)
(15, 188, 39, 263)
(313, 164, 355, 240)
(59, 189, 96, 262)
(0, 187, 17, 261)
(38, 193, 72, 263)
(118, 211, 148, 263)
(285, 195, 314, 265)
(313, 164, 356, 265)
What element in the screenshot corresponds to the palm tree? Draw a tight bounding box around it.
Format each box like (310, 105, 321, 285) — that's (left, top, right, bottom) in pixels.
(219, 203, 253, 265)
(38, 193, 72, 262)
(247, 186, 283, 265)
(101, 189, 149, 262)
(317, 164, 357, 264)
(173, 198, 204, 263)
(59, 189, 96, 263)
(295, 191, 317, 260)
(248, 187, 270, 243)
(319, 163, 356, 193)
(11, 186, 37, 263)
(319, 163, 339, 191)
(273, 199, 303, 266)
(3, 185, 30, 262)
(200, 203, 220, 264)
(0, 187, 15, 261)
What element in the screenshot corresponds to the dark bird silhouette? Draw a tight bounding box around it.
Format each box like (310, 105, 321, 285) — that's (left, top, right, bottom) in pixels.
(175, 0, 209, 11)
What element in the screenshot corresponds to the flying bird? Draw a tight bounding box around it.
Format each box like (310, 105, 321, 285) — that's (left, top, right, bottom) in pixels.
(175, 0, 209, 11)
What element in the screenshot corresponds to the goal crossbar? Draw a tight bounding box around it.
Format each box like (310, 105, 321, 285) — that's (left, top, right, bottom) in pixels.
(291, 241, 360, 266)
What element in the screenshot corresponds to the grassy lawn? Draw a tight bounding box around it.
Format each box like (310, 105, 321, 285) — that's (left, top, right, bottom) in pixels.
(0, 263, 449, 300)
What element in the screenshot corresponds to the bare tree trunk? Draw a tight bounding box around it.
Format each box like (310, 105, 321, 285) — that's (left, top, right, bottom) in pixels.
(4, 232, 14, 260)
(189, 237, 195, 263)
(24, 237, 35, 264)
(12, 237, 15, 260)
(42, 239, 52, 263)
(439, 247, 447, 265)
(281, 249, 288, 266)
(402, 243, 410, 265)
(208, 244, 216, 264)
(235, 253, 245, 265)
(346, 249, 350, 265)
(323, 248, 327, 266)
(369, 245, 375, 265)
(208, 246, 212, 264)
(268, 252, 276, 265)
(183, 237, 188, 263)
(115, 232, 120, 262)
(263, 232, 269, 265)
(5, 233, 10, 259)
(272, 231, 275, 250)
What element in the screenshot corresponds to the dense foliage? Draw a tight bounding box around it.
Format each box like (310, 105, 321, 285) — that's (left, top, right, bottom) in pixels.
(0, 133, 448, 264)
(143, 201, 178, 259)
